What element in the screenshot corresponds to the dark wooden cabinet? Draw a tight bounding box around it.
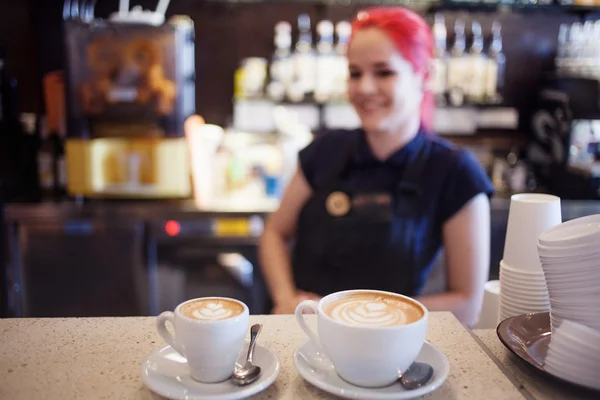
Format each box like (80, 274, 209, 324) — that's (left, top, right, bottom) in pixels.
(6, 219, 150, 317)
(2, 202, 271, 318)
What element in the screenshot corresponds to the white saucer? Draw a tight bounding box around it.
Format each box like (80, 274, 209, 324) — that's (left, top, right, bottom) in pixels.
(293, 341, 449, 400)
(141, 340, 280, 400)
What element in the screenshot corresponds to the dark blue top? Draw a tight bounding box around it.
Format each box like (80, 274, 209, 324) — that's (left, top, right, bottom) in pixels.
(293, 128, 495, 295)
(299, 128, 494, 230)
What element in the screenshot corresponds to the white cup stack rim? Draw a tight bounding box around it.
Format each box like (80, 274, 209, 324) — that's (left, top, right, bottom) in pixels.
(544, 319, 600, 390)
(539, 214, 600, 248)
(500, 260, 547, 277)
(538, 214, 600, 336)
(498, 259, 550, 321)
(502, 193, 562, 274)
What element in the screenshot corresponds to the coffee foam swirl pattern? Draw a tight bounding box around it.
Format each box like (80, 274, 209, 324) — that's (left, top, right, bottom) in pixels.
(327, 296, 417, 327)
(192, 301, 233, 320)
(181, 300, 242, 321)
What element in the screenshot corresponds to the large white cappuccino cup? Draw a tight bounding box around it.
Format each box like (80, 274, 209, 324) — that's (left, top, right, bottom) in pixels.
(156, 297, 249, 383)
(295, 289, 428, 388)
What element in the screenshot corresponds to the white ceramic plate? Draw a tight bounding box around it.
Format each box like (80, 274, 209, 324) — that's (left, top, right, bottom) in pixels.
(141, 340, 280, 400)
(293, 340, 449, 400)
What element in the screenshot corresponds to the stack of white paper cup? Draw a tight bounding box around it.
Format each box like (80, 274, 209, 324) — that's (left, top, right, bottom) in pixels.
(544, 320, 600, 390)
(475, 280, 500, 329)
(499, 194, 561, 322)
(499, 262, 550, 321)
(538, 214, 600, 333)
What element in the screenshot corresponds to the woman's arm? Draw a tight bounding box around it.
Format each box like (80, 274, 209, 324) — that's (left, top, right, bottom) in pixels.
(416, 193, 491, 327)
(259, 168, 315, 314)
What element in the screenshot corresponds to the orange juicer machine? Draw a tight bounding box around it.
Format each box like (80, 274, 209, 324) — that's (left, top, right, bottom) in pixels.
(62, 0, 195, 198)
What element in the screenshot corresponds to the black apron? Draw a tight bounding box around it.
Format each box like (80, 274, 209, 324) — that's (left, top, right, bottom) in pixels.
(292, 136, 432, 297)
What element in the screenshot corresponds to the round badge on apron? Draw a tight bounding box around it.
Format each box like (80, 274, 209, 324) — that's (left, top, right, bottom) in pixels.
(325, 191, 351, 217)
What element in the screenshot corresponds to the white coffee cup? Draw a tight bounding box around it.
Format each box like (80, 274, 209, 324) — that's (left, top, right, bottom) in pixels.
(156, 297, 249, 383)
(295, 289, 428, 388)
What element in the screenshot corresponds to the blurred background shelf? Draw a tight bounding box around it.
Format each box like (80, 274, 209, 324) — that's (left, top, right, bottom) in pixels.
(198, 0, 600, 15)
(2, 0, 600, 320)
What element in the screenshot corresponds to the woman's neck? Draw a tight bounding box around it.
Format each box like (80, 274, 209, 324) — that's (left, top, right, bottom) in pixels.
(365, 116, 421, 161)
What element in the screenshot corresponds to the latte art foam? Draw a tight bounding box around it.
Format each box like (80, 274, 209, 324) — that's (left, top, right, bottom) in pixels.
(324, 293, 423, 327)
(180, 299, 244, 321)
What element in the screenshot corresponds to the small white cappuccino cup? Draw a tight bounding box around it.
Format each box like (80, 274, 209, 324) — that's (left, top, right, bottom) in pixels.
(156, 297, 249, 383)
(295, 289, 428, 388)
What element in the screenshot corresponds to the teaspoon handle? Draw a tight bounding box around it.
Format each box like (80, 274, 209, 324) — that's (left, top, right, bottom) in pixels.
(246, 324, 262, 364)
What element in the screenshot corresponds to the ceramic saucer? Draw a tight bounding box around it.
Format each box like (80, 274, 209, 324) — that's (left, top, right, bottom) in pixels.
(293, 341, 449, 400)
(141, 340, 280, 400)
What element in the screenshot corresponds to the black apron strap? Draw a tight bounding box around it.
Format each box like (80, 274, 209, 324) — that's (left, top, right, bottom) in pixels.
(321, 131, 362, 189)
(392, 138, 433, 293)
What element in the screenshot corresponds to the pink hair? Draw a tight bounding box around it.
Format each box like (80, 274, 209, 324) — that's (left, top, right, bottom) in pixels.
(350, 7, 435, 132)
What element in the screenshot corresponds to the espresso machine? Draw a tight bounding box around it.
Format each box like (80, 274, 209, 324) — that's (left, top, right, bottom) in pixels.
(62, 1, 195, 198)
(528, 76, 600, 199)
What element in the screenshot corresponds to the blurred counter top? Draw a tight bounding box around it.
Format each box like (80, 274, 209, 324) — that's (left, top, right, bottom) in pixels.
(0, 313, 527, 400)
(4, 197, 600, 223)
(3, 198, 280, 223)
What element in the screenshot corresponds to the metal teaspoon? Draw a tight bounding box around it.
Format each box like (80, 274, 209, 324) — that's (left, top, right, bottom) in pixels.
(400, 362, 434, 390)
(231, 324, 262, 386)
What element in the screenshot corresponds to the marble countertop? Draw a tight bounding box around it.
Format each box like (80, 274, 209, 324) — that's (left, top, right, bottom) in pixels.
(472, 329, 599, 400)
(0, 312, 525, 400)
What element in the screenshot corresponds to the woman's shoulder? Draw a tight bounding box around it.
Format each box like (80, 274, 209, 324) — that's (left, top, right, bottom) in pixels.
(298, 129, 362, 188)
(418, 133, 491, 182)
(421, 133, 491, 182)
(422, 133, 473, 164)
(421, 133, 495, 222)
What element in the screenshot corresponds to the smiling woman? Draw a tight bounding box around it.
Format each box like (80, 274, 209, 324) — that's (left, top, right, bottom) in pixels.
(259, 7, 494, 327)
(348, 8, 434, 139)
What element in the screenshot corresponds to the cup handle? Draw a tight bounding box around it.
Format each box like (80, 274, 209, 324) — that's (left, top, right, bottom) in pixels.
(156, 311, 183, 355)
(295, 300, 333, 370)
(295, 300, 320, 344)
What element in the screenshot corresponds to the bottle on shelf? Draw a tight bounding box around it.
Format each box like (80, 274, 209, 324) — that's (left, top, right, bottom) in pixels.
(332, 21, 352, 102)
(234, 58, 268, 101)
(581, 20, 596, 79)
(430, 13, 448, 106)
(267, 21, 294, 102)
(592, 20, 600, 79)
(556, 23, 569, 76)
(560, 22, 590, 78)
(563, 20, 600, 80)
(446, 19, 468, 107)
(315, 20, 335, 104)
(486, 21, 506, 104)
(290, 13, 317, 103)
(40, 71, 67, 199)
(38, 125, 65, 200)
(466, 21, 488, 104)
(37, 116, 55, 197)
